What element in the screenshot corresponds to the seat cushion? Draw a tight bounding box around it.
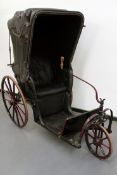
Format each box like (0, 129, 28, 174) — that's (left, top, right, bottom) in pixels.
(37, 83, 66, 97)
(37, 91, 66, 117)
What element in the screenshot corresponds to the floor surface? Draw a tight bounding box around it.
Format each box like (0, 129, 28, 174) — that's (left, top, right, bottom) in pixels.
(0, 94, 117, 175)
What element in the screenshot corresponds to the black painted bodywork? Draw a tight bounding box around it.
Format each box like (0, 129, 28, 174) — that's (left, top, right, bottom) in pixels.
(7, 8, 111, 147)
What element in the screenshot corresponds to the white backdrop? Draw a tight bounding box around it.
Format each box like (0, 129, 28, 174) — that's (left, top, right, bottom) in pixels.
(0, 0, 117, 116)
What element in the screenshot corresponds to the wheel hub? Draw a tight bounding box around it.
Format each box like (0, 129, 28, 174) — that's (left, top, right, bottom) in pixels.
(9, 97, 17, 106)
(94, 138, 102, 146)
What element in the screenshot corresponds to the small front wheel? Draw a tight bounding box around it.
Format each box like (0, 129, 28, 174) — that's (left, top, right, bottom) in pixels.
(85, 123, 112, 159)
(1, 75, 28, 128)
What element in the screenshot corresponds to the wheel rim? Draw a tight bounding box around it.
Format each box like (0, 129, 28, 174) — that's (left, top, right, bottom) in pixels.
(1, 76, 28, 128)
(85, 123, 112, 159)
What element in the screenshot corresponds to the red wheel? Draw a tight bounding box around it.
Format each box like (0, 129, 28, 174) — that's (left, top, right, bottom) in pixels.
(85, 123, 112, 159)
(1, 75, 28, 128)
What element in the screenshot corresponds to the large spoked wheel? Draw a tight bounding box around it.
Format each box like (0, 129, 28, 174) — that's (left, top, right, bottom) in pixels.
(1, 75, 28, 128)
(85, 123, 112, 159)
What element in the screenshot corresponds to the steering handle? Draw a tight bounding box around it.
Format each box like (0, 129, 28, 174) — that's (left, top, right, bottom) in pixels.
(73, 74, 104, 105)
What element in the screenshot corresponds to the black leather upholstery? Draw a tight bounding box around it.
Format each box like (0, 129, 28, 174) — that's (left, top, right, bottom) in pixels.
(38, 92, 66, 117)
(29, 56, 67, 117)
(30, 56, 54, 87)
(37, 84, 66, 97)
(30, 56, 66, 97)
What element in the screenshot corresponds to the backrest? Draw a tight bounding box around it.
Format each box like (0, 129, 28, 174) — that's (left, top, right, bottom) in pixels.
(30, 56, 54, 88)
(29, 56, 68, 117)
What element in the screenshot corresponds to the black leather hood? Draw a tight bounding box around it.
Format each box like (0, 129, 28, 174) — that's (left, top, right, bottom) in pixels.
(8, 8, 84, 81)
(8, 8, 84, 39)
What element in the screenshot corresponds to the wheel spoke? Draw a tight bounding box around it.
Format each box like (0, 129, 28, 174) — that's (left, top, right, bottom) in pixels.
(87, 132, 94, 139)
(100, 130, 103, 138)
(98, 129, 101, 138)
(101, 143, 109, 149)
(92, 127, 95, 135)
(15, 107, 20, 126)
(16, 105, 24, 124)
(3, 90, 11, 98)
(99, 146, 106, 156)
(4, 81, 11, 94)
(96, 145, 98, 154)
(94, 128, 98, 139)
(8, 104, 13, 111)
(102, 137, 107, 141)
(17, 105, 25, 115)
(13, 82, 15, 94)
(4, 81, 14, 100)
(13, 82, 16, 99)
(7, 78, 13, 95)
